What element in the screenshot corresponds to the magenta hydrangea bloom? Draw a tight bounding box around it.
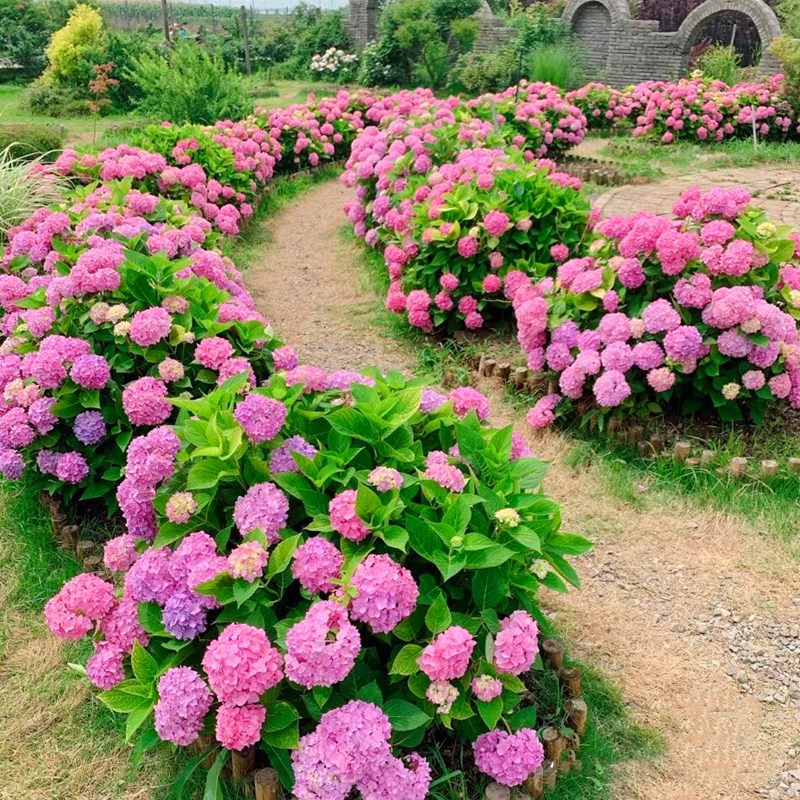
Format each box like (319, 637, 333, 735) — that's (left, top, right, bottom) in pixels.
(228, 541, 268, 581)
(272, 345, 298, 371)
(233, 393, 288, 443)
(158, 357, 184, 383)
(448, 387, 489, 420)
(195, 336, 233, 369)
(329, 489, 370, 542)
(122, 377, 171, 426)
(154, 666, 213, 746)
(215, 702, 266, 751)
(129, 307, 172, 347)
(417, 626, 475, 681)
(163, 589, 208, 640)
(493, 610, 539, 675)
(45, 572, 116, 640)
(484, 210, 510, 237)
(54, 451, 89, 483)
(349, 554, 419, 633)
(233, 482, 289, 544)
(125, 547, 178, 604)
(420, 388, 447, 413)
(526, 393, 560, 429)
(291, 536, 343, 594)
(0, 407, 35, 448)
(100, 595, 148, 652)
(70, 354, 111, 389)
(473, 728, 545, 786)
(103, 534, 140, 572)
(593, 369, 631, 408)
(202, 623, 283, 705)
(285, 600, 361, 688)
(0, 447, 24, 479)
(86, 642, 125, 690)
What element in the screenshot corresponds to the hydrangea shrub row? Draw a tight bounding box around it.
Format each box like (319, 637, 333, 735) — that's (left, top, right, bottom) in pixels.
(516, 186, 800, 427)
(0, 87, 590, 795)
(343, 83, 592, 332)
(567, 74, 796, 144)
(47, 371, 590, 794)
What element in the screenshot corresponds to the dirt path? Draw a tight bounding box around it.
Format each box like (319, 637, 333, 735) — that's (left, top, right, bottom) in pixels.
(245, 180, 413, 375)
(246, 177, 800, 800)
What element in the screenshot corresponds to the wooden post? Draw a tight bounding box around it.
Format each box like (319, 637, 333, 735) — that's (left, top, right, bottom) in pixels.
(686, 457, 700, 468)
(628, 424, 644, 445)
(540, 727, 564, 762)
(673, 441, 691, 463)
(761, 459, 778, 479)
(649, 433, 663, 453)
(637, 440, 650, 457)
(240, 5, 252, 75)
(789, 457, 800, 474)
(700, 449, 715, 467)
(542, 762, 557, 789)
(513, 367, 528, 390)
(565, 698, 588, 734)
(477, 354, 486, 376)
(560, 667, 582, 698)
(497, 363, 511, 381)
(523, 769, 544, 799)
(161, 0, 170, 41)
(483, 358, 497, 378)
(541, 639, 564, 671)
(254, 768, 281, 800)
(729, 456, 747, 478)
(232, 746, 255, 782)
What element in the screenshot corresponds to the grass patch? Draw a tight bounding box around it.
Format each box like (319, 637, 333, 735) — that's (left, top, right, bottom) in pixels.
(592, 135, 800, 180)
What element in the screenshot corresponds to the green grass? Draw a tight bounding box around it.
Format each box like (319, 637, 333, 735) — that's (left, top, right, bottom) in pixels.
(593, 134, 800, 180)
(0, 84, 147, 149)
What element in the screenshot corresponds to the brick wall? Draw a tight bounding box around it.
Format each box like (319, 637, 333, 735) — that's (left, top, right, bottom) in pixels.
(563, 0, 782, 87)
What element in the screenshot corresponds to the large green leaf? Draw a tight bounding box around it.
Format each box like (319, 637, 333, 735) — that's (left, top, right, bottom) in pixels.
(383, 698, 432, 731)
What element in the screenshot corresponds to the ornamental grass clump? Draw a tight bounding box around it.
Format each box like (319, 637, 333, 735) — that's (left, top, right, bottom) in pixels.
(516, 186, 800, 428)
(45, 370, 590, 793)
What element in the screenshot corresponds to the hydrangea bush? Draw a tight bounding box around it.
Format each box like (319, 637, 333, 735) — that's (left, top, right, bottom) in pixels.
(342, 83, 592, 332)
(0, 179, 279, 507)
(46, 371, 590, 794)
(516, 186, 800, 427)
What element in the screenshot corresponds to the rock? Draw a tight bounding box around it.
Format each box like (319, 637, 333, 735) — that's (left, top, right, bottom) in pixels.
(486, 783, 511, 800)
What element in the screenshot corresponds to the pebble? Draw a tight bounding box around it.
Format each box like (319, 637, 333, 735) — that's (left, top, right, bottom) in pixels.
(759, 748, 800, 799)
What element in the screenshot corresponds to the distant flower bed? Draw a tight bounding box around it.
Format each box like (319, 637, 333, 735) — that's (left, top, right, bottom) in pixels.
(571, 74, 796, 144)
(343, 82, 592, 333)
(515, 186, 800, 427)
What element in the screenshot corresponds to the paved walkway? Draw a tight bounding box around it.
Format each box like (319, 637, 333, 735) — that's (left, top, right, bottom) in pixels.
(595, 167, 800, 226)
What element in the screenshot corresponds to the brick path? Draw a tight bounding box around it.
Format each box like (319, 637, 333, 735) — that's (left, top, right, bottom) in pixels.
(595, 167, 800, 227)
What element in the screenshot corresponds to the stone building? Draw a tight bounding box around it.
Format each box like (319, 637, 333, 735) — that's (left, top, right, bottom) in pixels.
(562, 0, 781, 86)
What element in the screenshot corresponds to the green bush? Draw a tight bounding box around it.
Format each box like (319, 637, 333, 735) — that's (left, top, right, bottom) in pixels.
(361, 0, 480, 88)
(528, 44, 585, 90)
(453, 50, 518, 95)
(0, 0, 57, 80)
(126, 41, 252, 124)
(695, 44, 742, 85)
(0, 124, 66, 161)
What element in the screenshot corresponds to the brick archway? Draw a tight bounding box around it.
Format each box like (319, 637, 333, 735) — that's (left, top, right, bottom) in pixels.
(676, 0, 782, 68)
(562, 0, 631, 28)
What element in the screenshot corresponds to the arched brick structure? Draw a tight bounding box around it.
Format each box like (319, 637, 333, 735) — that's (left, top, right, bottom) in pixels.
(676, 0, 781, 70)
(563, 0, 782, 86)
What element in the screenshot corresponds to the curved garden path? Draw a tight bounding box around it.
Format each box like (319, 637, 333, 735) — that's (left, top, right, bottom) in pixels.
(245, 177, 800, 800)
(595, 166, 800, 227)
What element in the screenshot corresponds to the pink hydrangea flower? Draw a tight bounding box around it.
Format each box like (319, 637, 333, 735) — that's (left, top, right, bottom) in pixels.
(329, 489, 370, 542)
(448, 387, 489, 420)
(215, 702, 266, 751)
(350, 554, 419, 633)
(129, 307, 172, 347)
(233, 482, 289, 544)
(367, 466, 403, 492)
(70, 354, 111, 389)
(202, 623, 283, 705)
(493, 610, 539, 675)
(285, 600, 361, 688)
(473, 728, 545, 786)
(472, 674, 503, 702)
(166, 491, 197, 524)
(234, 393, 287, 443)
(292, 537, 344, 594)
(122, 377, 171, 426)
(423, 450, 466, 492)
(417, 626, 475, 681)
(154, 667, 213, 746)
(195, 336, 233, 369)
